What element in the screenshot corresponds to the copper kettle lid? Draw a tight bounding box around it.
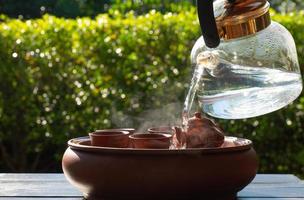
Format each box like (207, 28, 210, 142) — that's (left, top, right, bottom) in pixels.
(215, 0, 271, 40)
(196, 0, 271, 48)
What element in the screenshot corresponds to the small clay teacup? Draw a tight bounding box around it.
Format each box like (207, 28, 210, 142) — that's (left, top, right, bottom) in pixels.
(147, 126, 174, 135)
(96, 128, 135, 135)
(129, 133, 172, 149)
(89, 130, 130, 148)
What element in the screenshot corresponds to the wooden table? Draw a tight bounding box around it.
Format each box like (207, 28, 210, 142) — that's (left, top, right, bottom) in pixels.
(0, 174, 303, 199)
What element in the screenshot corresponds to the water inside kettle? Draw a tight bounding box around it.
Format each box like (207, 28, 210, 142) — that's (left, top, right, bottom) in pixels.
(197, 62, 302, 119)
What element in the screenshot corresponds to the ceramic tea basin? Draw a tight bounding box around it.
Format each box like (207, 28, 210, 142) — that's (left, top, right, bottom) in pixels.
(62, 136, 258, 200)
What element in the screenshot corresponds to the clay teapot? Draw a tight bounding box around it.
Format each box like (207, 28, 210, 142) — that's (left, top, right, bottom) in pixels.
(174, 112, 224, 148)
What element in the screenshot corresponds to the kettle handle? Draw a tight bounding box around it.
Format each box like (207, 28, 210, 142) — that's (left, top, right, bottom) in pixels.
(197, 0, 220, 48)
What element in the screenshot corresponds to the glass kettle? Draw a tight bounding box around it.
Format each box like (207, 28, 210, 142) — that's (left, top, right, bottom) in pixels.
(189, 0, 302, 119)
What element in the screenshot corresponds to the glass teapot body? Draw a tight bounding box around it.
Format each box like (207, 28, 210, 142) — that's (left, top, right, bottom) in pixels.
(191, 20, 302, 119)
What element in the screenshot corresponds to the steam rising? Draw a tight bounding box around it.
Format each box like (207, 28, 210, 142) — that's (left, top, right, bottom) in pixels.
(111, 102, 183, 133)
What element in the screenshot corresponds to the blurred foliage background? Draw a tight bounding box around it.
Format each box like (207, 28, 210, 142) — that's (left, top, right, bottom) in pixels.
(0, 0, 303, 178)
(0, 0, 303, 18)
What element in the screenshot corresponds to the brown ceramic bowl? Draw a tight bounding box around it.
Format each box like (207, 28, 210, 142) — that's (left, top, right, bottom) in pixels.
(129, 133, 172, 149)
(62, 136, 258, 200)
(89, 130, 130, 148)
(147, 126, 174, 134)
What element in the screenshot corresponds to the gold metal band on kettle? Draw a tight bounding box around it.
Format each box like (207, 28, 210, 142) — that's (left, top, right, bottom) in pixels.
(217, 3, 271, 40)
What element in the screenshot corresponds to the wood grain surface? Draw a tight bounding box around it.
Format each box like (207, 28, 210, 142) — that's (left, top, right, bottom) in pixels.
(0, 174, 303, 199)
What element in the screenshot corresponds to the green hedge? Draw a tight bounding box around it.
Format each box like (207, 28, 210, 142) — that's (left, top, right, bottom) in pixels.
(0, 0, 303, 19)
(0, 0, 195, 19)
(0, 10, 303, 176)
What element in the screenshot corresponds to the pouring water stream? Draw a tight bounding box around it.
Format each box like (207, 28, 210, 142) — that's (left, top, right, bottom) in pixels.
(182, 51, 218, 129)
